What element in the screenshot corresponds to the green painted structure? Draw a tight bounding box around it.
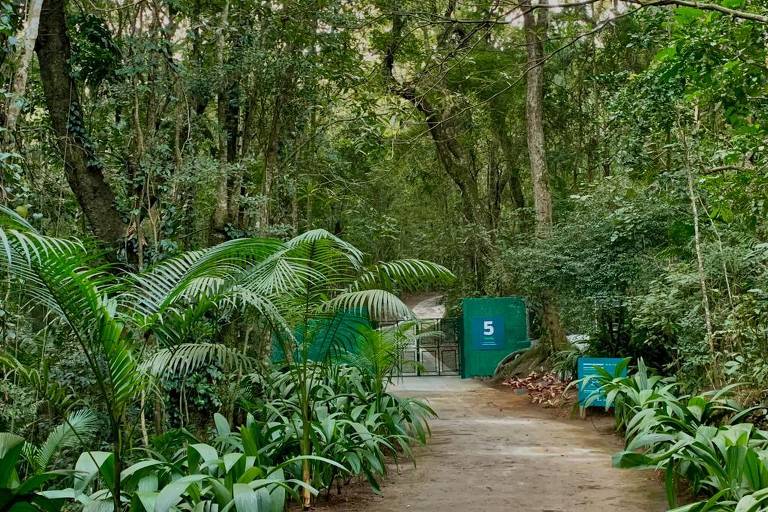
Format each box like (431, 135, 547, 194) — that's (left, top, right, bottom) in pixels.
(461, 296, 530, 378)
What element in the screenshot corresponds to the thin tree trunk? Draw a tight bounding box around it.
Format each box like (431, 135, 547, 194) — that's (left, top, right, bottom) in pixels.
(523, 0, 553, 234)
(689, 169, 714, 347)
(684, 147, 714, 350)
(680, 114, 714, 352)
(6, 0, 44, 133)
(139, 390, 149, 447)
(210, 0, 230, 245)
(261, 93, 283, 233)
(111, 418, 123, 512)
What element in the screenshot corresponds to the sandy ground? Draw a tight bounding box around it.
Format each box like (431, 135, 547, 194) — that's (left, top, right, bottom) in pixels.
(309, 377, 668, 512)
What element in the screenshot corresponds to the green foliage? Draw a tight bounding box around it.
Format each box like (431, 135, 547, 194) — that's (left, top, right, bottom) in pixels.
(244, 364, 434, 494)
(68, 13, 121, 85)
(6, 0, 768, 506)
(0, 204, 448, 507)
(0, 432, 67, 512)
(57, 429, 333, 512)
(586, 360, 768, 510)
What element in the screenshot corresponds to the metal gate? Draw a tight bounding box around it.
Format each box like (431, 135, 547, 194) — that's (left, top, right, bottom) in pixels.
(386, 318, 462, 377)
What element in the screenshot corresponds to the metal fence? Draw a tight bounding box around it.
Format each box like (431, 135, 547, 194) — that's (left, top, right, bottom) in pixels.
(381, 318, 462, 377)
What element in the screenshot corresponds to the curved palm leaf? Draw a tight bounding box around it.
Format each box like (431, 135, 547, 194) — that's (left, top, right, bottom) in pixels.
(285, 229, 363, 270)
(0, 210, 136, 420)
(125, 237, 284, 325)
(349, 259, 455, 292)
(141, 342, 255, 379)
(325, 290, 414, 321)
(33, 409, 100, 472)
(0, 353, 74, 409)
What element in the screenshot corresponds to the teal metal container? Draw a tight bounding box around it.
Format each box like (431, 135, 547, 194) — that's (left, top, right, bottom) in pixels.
(461, 297, 529, 377)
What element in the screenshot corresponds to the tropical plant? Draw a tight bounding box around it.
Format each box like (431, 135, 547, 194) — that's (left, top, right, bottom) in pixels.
(551, 347, 584, 381)
(0, 206, 289, 508)
(256, 230, 452, 506)
(342, 322, 439, 400)
(44, 412, 344, 512)
(588, 359, 768, 510)
(1, 206, 450, 508)
(23, 410, 100, 474)
(246, 363, 434, 497)
(0, 432, 68, 512)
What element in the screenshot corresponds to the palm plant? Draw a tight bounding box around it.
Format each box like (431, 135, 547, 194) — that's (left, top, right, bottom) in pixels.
(247, 365, 434, 497)
(126, 229, 453, 507)
(343, 321, 439, 401)
(258, 230, 453, 508)
(1, 207, 452, 509)
(0, 207, 287, 509)
(24, 410, 100, 474)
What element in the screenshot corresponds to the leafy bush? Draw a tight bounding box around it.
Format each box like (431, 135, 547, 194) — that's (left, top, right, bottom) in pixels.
(586, 359, 768, 510)
(48, 415, 340, 512)
(245, 364, 434, 494)
(0, 432, 69, 512)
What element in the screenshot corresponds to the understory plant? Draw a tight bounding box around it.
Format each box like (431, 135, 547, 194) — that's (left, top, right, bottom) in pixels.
(57, 415, 346, 512)
(586, 359, 768, 511)
(0, 205, 450, 510)
(0, 432, 69, 512)
(245, 363, 434, 496)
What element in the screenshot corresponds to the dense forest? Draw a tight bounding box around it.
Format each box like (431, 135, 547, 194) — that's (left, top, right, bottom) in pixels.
(1, 0, 768, 510)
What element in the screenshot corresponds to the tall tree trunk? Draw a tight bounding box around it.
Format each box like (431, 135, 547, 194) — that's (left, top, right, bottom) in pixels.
(524, 0, 553, 234)
(35, 0, 126, 246)
(210, 0, 231, 245)
(680, 121, 714, 352)
(523, 0, 567, 351)
(5, 0, 43, 133)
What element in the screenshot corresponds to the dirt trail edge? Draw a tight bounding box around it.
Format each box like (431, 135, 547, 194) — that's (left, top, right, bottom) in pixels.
(314, 377, 667, 512)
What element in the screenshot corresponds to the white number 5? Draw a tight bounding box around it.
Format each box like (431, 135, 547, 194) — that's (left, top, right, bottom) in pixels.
(483, 320, 495, 336)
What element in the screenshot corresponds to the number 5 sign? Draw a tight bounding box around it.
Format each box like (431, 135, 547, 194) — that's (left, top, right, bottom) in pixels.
(472, 316, 504, 349)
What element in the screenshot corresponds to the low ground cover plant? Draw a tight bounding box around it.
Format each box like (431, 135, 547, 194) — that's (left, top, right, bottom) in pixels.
(587, 359, 768, 511)
(0, 362, 434, 512)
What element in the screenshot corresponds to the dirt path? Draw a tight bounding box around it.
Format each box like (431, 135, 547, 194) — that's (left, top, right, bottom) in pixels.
(313, 378, 667, 512)
(403, 293, 446, 319)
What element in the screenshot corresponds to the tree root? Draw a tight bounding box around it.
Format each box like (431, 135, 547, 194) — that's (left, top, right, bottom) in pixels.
(494, 344, 551, 381)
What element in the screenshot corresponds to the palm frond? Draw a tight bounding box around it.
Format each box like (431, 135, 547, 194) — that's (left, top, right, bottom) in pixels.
(100, 313, 139, 414)
(141, 343, 254, 379)
(216, 287, 293, 337)
(349, 259, 455, 292)
(238, 255, 326, 297)
(125, 237, 284, 323)
(0, 353, 74, 408)
(34, 409, 100, 472)
(286, 229, 363, 271)
(0, 221, 136, 418)
(0, 205, 85, 268)
(325, 289, 414, 321)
